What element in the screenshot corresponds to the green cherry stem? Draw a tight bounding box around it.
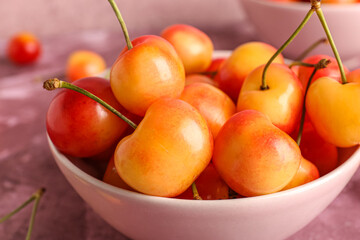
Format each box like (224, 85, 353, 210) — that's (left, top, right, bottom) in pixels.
(26, 188, 46, 240)
(312, 0, 347, 84)
(288, 61, 317, 69)
(191, 182, 202, 200)
(296, 58, 330, 145)
(294, 38, 328, 62)
(199, 71, 218, 78)
(0, 188, 46, 240)
(43, 78, 138, 129)
(108, 0, 133, 50)
(261, 8, 315, 90)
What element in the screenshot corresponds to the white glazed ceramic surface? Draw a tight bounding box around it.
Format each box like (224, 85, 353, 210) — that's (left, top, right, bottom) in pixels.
(240, 0, 360, 61)
(49, 136, 360, 240)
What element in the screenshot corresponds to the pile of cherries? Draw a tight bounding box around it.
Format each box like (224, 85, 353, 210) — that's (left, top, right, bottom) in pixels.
(45, 0, 360, 200)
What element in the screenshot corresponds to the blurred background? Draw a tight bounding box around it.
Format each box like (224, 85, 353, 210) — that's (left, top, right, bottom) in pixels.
(0, 0, 248, 44)
(0, 0, 253, 78)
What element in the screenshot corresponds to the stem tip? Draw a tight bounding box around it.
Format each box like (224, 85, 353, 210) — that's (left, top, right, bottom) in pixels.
(43, 78, 61, 90)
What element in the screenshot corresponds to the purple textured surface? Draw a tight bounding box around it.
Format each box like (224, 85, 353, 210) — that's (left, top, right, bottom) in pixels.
(0, 27, 359, 240)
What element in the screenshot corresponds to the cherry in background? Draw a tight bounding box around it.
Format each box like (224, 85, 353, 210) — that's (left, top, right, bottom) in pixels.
(161, 24, 214, 75)
(214, 41, 284, 102)
(185, 74, 218, 87)
(204, 57, 226, 78)
(66, 50, 106, 82)
(297, 54, 349, 89)
(180, 82, 236, 139)
(297, 121, 338, 176)
(103, 155, 134, 191)
(7, 32, 41, 65)
(176, 163, 229, 200)
(282, 157, 319, 190)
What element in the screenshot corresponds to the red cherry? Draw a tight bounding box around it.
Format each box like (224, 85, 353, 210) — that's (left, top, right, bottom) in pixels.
(7, 32, 41, 65)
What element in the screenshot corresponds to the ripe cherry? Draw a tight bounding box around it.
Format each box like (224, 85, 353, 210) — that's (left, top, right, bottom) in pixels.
(7, 32, 41, 65)
(66, 50, 106, 82)
(46, 77, 137, 158)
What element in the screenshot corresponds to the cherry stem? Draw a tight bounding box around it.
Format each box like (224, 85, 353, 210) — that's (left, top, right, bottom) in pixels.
(261, 8, 314, 90)
(312, 0, 347, 84)
(191, 182, 202, 200)
(294, 38, 328, 62)
(0, 188, 46, 240)
(296, 58, 330, 145)
(288, 61, 317, 69)
(108, 0, 133, 50)
(199, 71, 218, 78)
(43, 78, 138, 129)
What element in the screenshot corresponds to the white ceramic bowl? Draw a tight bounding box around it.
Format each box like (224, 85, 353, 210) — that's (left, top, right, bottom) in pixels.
(48, 135, 360, 240)
(240, 0, 360, 61)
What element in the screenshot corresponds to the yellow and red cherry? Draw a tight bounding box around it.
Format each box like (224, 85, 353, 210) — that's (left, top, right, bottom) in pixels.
(282, 157, 319, 190)
(110, 35, 185, 116)
(306, 77, 360, 147)
(214, 41, 284, 102)
(296, 121, 338, 176)
(180, 82, 236, 139)
(213, 110, 301, 197)
(7, 32, 41, 65)
(161, 24, 214, 75)
(103, 155, 135, 191)
(176, 163, 229, 200)
(346, 68, 360, 83)
(46, 77, 136, 158)
(204, 57, 226, 78)
(185, 74, 218, 87)
(114, 98, 213, 197)
(237, 63, 303, 134)
(66, 50, 106, 82)
(297, 54, 349, 90)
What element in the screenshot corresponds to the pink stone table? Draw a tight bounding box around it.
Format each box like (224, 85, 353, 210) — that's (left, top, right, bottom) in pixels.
(0, 28, 359, 240)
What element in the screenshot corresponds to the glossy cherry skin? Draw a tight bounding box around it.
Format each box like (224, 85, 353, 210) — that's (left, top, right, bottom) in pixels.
(66, 50, 106, 82)
(110, 35, 185, 116)
(297, 54, 349, 89)
(306, 77, 360, 147)
(161, 24, 214, 75)
(180, 82, 236, 139)
(297, 121, 338, 176)
(237, 63, 303, 134)
(103, 155, 134, 191)
(46, 77, 136, 158)
(114, 98, 213, 197)
(214, 41, 284, 102)
(205, 57, 226, 78)
(213, 110, 301, 197)
(185, 74, 218, 87)
(347, 68, 360, 83)
(282, 157, 319, 190)
(176, 163, 229, 200)
(7, 32, 41, 65)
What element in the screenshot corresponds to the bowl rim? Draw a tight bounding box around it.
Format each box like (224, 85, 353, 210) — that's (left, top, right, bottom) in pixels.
(48, 134, 360, 207)
(241, 0, 360, 11)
